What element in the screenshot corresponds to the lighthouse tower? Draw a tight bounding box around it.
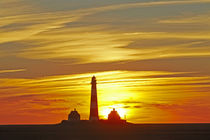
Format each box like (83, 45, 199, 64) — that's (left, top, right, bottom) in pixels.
(89, 76, 99, 121)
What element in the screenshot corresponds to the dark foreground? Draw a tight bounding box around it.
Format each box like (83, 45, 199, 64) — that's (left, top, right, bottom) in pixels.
(0, 123, 210, 140)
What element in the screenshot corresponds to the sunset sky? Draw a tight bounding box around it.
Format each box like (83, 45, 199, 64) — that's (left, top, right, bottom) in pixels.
(0, 0, 210, 124)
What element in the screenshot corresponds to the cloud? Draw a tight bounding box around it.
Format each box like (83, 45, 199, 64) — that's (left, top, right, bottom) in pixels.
(158, 14, 210, 24)
(147, 99, 210, 122)
(0, 69, 26, 74)
(28, 99, 68, 106)
(1, 0, 210, 123)
(0, 0, 38, 17)
(13, 29, 210, 64)
(74, 0, 210, 14)
(0, 70, 210, 123)
(16, 26, 138, 63)
(1, 70, 209, 98)
(1, 0, 210, 44)
(0, 13, 81, 44)
(1, 0, 210, 64)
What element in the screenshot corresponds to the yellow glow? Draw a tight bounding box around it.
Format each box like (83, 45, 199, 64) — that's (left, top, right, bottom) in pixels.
(0, 70, 210, 124)
(100, 104, 127, 119)
(1, 0, 210, 125)
(17, 27, 210, 63)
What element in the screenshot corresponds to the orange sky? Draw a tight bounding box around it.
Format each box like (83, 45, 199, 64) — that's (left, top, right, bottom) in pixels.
(0, 0, 210, 124)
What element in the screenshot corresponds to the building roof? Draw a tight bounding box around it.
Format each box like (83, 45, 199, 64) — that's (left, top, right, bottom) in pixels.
(108, 108, 121, 121)
(68, 109, 80, 121)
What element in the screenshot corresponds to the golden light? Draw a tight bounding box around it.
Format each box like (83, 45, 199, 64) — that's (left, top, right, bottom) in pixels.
(100, 104, 127, 119)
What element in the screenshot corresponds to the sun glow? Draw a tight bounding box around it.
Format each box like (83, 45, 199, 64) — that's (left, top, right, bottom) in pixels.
(100, 105, 126, 119)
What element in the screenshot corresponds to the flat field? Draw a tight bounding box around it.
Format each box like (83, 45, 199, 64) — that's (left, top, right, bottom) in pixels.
(0, 123, 210, 140)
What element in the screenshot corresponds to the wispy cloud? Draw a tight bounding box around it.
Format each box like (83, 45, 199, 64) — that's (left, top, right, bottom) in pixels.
(0, 13, 81, 44)
(1, 0, 210, 124)
(0, 69, 26, 74)
(71, 0, 210, 15)
(15, 29, 210, 63)
(0, 0, 38, 17)
(1, 0, 210, 64)
(0, 70, 210, 123)
(158, 14, 210, 24)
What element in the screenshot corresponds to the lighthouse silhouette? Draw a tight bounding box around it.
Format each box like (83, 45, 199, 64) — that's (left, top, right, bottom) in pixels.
(89, 76, 99, 121)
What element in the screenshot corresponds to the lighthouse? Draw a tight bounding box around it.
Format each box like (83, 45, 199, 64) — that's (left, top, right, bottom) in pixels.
(89, 76, 99, 121)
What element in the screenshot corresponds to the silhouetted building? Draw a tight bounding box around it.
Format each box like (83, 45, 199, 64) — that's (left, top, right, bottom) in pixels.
(61, 76, 127, 125)
(107, 108, 127, 124)
(108, 108, 121, 121)
(68, 109, 80, 121)
(89, 76, 99, 121)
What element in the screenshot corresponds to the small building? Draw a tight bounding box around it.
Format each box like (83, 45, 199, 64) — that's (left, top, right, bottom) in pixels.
(68, 109, 80, 121)
(108, 108, 121, 121)
(107, 108, 127, 124)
